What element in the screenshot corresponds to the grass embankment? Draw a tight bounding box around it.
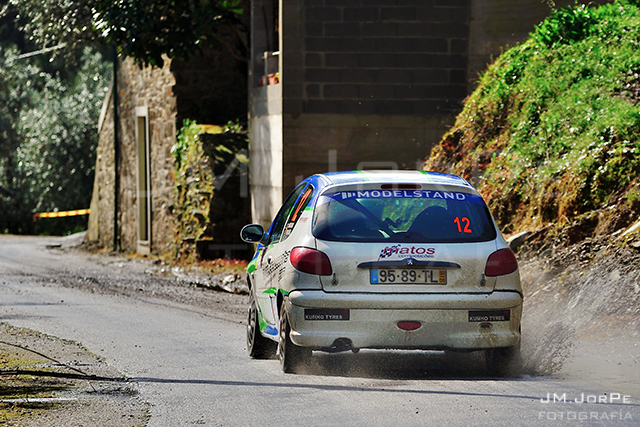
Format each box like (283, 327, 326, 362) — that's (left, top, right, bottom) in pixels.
(0, 325, 75, 423)
(426, 0, 640, 239)
(1, 323, 150, 426)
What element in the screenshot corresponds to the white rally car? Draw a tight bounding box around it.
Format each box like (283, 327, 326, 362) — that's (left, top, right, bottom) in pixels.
(241, 170, 522, 375)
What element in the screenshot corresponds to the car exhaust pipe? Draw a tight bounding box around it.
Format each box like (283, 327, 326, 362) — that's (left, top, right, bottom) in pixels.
(323, 338, 353, 353)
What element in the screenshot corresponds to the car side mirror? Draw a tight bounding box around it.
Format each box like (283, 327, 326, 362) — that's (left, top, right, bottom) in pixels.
(240, 224, 268, 244)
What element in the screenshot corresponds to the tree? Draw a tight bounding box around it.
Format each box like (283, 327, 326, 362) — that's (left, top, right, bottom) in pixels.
(4, 0, 248, 67)
(0, 47, 42, 233)
(0, 47, 111, 234)
(0, 0, 247, 234)
(16, 49, 110, 221)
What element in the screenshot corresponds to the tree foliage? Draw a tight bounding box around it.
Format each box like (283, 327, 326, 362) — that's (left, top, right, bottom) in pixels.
(0, 0, 247, 235)
(0, 48, 38, 166)
(0, 47, 111, 235)
(15, 49, 110, 212)
(4, 0, 97, 54)
(4, 0, 248, 67)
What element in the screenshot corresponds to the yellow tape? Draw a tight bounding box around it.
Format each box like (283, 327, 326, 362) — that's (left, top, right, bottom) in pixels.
(33, 209, 90, 221)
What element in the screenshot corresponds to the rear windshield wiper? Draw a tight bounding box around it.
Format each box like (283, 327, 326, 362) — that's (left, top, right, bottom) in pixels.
(339, 199, 394, 236)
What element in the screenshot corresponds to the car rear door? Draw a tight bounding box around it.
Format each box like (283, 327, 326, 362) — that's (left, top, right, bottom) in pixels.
(254, 183, 314, 331)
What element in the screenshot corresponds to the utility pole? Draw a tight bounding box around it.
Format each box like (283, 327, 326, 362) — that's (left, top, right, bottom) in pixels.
(113, 45, 120, 252)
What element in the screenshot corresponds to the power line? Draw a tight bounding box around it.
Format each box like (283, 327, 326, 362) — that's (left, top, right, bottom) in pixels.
(5, 43, 66, 64)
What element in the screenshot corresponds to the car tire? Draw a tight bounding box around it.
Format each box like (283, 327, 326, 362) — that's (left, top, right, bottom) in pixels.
(278, 305, 311, 373)
(247, 297, 276, 359)
(485, 342, 522, 377)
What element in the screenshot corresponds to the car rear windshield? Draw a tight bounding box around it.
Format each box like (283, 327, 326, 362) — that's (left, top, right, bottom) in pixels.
(313, 188, 497, 243)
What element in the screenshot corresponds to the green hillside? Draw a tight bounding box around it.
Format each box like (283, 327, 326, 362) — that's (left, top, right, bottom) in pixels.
(426, 0, 640, 238)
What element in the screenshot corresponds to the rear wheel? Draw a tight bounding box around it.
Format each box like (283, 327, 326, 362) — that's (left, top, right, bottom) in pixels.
(485, 342, 521, 377)
(278, 305, 311, 373)
(247, 297, 276, 359)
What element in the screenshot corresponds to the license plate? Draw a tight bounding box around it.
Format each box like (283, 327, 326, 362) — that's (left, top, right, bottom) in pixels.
(370, 269, 446, 284)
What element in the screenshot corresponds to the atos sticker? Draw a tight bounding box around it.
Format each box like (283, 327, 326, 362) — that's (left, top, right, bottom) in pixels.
(378, 244, 435, 260)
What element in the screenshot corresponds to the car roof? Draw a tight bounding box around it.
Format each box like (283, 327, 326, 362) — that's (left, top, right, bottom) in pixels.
(313, 170, 473, 189)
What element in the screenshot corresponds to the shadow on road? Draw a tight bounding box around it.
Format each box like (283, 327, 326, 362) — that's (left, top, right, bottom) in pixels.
(301, 349, 490, 380)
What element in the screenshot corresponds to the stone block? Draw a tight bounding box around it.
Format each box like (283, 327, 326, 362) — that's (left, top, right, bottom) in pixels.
(341, 68, 377, 84)
(359, 84, 395, 100)
(339, 100, 377, 115)
(326, 53, 360, 68)
(434, 0, 469, 7)
(377, 69, 413, 84)
(284, 66, 304, 84)
(325, 22, 361, 37)
(395, 53, 435, 68)
(398, 0, 435, 5)
(362, 22, 398, 37)
(306, 22, 323, 37)
(305, 67, 342, 83)
(326, 0, 360, 6)
(369, 0, 401, 5)
(305, 99, 342, 114)
(411, 38, 450, 54)
(306, 37, 373, 52)
(324, 84, 359, 99)
(306, 7, 341, 22)
(380, 7, 417, 22)
(306, 53, 323, 67)
(372, 37, 413, 53)
(424, 8, 458, 23)
(399, 22, 469, 38)
(411, 100, 442, 115)
(344, 7, 379, 22)
(358, 53, 397, 68)
(283, 83, 304, 99)
(306, 84, 320, 97)
(375, 100, 413, 115)
(449, 69, 468, 84)
(395, 83, 467, 100)
(450, 38, 468, 54)
(412, 69, 448, 84)
(437, 54, 468, 69)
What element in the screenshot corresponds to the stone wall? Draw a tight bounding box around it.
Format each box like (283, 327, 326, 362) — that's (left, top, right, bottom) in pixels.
(290, 0, 469, 118)
(87, 84, 115, 247)
(89, 45, 251, 255)
(88, 57, 177, 254)
(281, 1, 470, 195)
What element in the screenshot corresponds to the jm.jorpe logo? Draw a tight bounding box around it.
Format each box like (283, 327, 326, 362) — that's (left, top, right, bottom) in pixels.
(538, 392, 634, 422)
(378, 245, 435, 260)
(540, 392, 632, 404)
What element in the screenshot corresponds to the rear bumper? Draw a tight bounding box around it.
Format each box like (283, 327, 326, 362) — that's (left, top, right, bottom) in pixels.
(285, 290, 522, 351)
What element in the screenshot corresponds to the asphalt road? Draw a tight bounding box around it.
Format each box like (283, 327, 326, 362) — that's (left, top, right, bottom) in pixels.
(0, 235, 638, 426)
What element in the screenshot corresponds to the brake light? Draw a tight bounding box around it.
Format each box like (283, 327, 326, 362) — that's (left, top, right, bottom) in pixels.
(485, 248, 518, 277)
(290, 247, 333, 275)
(398, 321, 422, 331)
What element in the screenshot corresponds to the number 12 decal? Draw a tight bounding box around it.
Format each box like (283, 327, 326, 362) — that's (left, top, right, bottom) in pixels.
(454, 216, 472, 233)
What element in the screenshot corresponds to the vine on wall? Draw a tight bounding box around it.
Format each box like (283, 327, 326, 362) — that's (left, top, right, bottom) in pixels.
(172, 121, 215, 260)
(171, 120, 250, 260)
